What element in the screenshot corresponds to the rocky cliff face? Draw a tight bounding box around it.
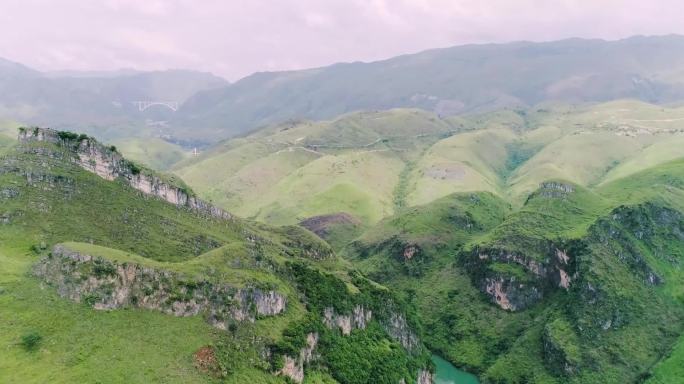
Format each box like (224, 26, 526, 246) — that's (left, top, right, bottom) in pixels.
(322, 305, 420, 351)
(19, 127, 232, 220)
(384, 312, 421, 351)
(417, 370, 434, 384)
(472, 244, 576, 311)
(470, 201, 681, 312)
(323, 305, 372, 335)
(35, 245, 286, 327)
(277, 332, 319, 383)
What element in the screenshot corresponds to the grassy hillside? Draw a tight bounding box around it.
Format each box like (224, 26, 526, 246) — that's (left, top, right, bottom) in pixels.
(112, 137, 189, 170)
(0, 119, 20, 153)
(174, 100, 684, 230)
(342, 158, 684, 383)
(0, 133, 431, 384)
(174, 109, 459, 225)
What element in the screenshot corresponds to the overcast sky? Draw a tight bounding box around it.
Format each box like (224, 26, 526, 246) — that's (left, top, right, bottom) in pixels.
(1, 0, 683, 80)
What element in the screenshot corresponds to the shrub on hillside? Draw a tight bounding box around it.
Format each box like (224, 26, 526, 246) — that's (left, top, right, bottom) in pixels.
(20, 331, 42, 352)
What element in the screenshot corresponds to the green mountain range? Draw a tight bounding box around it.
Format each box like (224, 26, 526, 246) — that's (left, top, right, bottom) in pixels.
(174, 35, 684, 141)
(2, 35, 684, 384)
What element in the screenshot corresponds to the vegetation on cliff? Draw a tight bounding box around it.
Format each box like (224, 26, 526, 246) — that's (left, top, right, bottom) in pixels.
(0, 131, 430, 383)
(343, 159, 684, 383)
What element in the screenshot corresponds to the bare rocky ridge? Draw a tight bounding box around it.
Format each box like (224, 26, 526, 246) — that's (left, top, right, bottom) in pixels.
(35, 245, 287, 327)
(18, 127, 232, 220)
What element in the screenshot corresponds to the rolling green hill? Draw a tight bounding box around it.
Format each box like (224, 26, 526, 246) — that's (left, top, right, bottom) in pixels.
(174, 100, 684, 228)
(111, 136, 190, 171)
(0, 129, 432, 384)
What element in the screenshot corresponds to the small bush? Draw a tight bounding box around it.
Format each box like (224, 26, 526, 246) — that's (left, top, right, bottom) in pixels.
(83, 293, 101, 306)
(57, 131, 80, 141)
(20, 331, 42, 351)
(92, 259, 117, 277)
(128, 162, 142, 175)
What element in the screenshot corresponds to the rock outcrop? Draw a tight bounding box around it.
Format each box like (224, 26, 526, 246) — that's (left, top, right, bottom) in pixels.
(384, 312, 421, 351)
(536, 181, 575, 198)
(417, 370, 434, 384)
(35, 245, 286, 327)
(322, 305, 420, 351)
(323, 305, 372, 335)
(19, 127, 232, 221)
(473, 244, 577, 311)
(277, 332, 319, 383)
(399, 370, 434, 384)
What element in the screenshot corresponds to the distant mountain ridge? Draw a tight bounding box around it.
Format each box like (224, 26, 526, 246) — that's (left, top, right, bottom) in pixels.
(173, 35, 684, 140)
(0, 58, 227, 141)
(4, 35, 684, 145)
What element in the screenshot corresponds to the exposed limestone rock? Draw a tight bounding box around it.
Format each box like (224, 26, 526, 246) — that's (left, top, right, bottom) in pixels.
(417, 369, 434, 384)
(475, 245, 575, 310)
(323, 305, 372, 335)
(484, 277, 541, 311)
(35, 245, 286, 327)
(278, 332, 319, 383)
(322, 305, 420, 351)
(537, 181, 575, 198)
(403, 244, 419, 261)
(19, 128, 232, 221)
(279, 356, 303, 383)
(384, 312, 421, 351)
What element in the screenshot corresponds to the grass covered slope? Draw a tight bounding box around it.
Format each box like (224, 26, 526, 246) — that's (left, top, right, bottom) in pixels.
(174, 100, 684, 229)
(174, 109, 460, 225)
(111, 136, 189, 170)
(343, 158, 684, 383)
(0, 131, 432, 384)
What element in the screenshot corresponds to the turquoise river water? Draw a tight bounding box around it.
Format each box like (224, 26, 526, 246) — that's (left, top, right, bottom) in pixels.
(432, 355, 480, 384)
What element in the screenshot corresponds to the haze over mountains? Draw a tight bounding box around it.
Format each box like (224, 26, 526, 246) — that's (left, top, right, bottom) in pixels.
(0, 56, 226, 141)
(177, 35, 684, 140)
(3, 35, 684, 145)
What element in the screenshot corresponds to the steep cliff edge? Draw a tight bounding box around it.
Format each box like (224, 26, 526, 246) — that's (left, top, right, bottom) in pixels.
(18, 127, 232, 220)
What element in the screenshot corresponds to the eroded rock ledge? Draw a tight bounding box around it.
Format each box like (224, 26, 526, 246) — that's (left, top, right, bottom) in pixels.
(19, 127, 232, 221)
(35, 245, 286, 327)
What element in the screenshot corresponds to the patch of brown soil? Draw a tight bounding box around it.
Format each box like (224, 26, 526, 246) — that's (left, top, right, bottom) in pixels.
(299, 212, 361, 238)
(194, 346, 220, 376)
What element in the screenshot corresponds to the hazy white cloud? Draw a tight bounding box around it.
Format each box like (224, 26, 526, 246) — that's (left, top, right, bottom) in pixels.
(0, 0, 683, 80)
